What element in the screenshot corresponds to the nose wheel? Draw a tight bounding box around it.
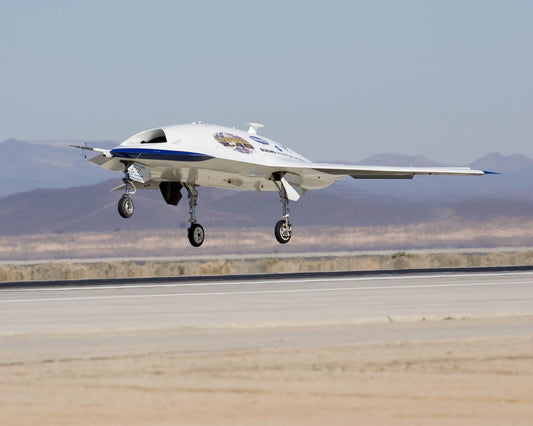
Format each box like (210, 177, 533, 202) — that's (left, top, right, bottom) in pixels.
(118, 195, 134, 218)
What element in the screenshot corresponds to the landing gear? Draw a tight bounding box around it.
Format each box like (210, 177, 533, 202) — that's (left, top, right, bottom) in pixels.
(118, 195, 134, 218)
(185, 183, 205, 247)
(115, 171, 205, 247)
(274, 179, 292, 244)
(188, 223, 205, 247)
(275, 219, 291, 244)
(118, 167, 136, 218)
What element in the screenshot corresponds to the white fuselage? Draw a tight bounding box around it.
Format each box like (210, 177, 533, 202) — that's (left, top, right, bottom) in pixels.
(98, 123, 342, 192)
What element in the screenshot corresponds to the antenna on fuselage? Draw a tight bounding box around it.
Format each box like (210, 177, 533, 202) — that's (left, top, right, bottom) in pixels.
(246, 123, 264, 135)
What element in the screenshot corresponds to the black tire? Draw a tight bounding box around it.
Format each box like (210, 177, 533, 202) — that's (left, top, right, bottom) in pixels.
(274, 220, 291, 244)
(188, 223, 205, 247)
(118, 196, 134, 218)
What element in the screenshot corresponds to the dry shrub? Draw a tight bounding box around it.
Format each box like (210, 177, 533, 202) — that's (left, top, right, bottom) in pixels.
(2, 250, 533, 283)
(0, 266, 23, 282)
(352, 256, 382, 271)
(253, 258, 281, 274)
(199, 261, 234, 275)
(510, 251, 533, 265)
(431, 253, 468, 268)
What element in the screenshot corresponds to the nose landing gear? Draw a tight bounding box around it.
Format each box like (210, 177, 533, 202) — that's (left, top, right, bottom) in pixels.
(118, 195, 134, 218)
(118, 172, 136, 218)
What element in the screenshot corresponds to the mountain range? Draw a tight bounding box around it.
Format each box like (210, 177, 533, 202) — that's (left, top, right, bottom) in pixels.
(1, 138, 533, 236)
(1, 139, 116, 198)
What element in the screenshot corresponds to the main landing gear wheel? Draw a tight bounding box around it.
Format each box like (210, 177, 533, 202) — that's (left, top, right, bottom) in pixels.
(188, 223, 205, 247)
(118, 195, 134, 218)
(184, 183, 206, 248)
(274, 175, 293, 244)
(274, 220, 291, 244)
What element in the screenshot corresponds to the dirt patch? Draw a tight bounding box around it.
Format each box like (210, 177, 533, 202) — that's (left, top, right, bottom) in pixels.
(2, 217, 533, 262)
(1, 336, 532, 425)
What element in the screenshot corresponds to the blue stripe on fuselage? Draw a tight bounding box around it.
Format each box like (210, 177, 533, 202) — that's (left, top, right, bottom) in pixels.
(111, 148, 213, 162)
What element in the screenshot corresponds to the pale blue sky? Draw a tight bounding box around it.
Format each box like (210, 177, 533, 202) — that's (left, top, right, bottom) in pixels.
(1, 0, 532, 163)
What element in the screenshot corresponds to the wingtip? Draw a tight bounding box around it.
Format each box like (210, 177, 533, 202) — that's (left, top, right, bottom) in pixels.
(70, 144, 94, 151)
(483, 170, 500, 175)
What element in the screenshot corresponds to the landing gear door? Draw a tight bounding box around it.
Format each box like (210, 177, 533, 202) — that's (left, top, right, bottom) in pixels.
(128, 163, 152, 183)
(281, 173, 304, 201)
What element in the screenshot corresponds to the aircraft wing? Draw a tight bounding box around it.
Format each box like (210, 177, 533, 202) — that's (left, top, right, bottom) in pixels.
(287, 162, 492, 180)
(70, 144, 112, 157)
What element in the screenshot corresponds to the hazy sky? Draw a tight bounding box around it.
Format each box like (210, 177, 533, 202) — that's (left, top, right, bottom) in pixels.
(1, 0, 532, 163)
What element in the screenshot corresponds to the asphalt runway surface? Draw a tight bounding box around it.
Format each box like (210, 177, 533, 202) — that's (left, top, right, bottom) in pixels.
(2, 270, 532, 425)
(1, 270, 532, 364)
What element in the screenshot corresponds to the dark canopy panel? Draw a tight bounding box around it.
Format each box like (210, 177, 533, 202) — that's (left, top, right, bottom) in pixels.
(140, 128, 167, 143)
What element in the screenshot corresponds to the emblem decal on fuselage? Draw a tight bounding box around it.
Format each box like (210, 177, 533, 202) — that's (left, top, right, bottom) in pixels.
(213, 132, 255, 154)
(249, 135, 269, 145)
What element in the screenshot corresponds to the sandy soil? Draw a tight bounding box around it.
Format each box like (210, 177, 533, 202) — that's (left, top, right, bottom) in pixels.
(2, 218, 533, 261)
(1, 335, 532, 425)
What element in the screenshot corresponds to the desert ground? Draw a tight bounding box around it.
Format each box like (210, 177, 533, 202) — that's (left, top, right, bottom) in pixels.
(1, 325, 532, 425)
(1, 220, 533, 424)
(1, 218, 533, 262)
(1, 270, 533, 425)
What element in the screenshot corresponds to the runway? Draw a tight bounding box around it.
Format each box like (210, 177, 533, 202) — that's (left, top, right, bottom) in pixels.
(2, 270, 533, 425)
(1, 270, 532, 363)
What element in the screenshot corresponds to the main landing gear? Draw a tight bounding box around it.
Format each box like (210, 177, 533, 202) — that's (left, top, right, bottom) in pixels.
(117, 172, 205, 247)
(184, 183, 205, 247)
(116, 169, 291, 247)
(274, 180, 292, 244)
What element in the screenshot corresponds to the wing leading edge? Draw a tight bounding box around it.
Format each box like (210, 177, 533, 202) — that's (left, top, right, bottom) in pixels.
(289, 162, 491, 180)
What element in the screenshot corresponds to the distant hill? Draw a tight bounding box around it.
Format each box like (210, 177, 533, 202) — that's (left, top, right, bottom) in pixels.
(1, 138, 532, 236)
(1, 174, 532, 236)
(0, 139, 116, 198)
(332, 152, 533, 202)
(469, 152, 533, 173)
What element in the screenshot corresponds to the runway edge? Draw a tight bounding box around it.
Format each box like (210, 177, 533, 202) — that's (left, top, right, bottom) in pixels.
(2, 265, 533, 289)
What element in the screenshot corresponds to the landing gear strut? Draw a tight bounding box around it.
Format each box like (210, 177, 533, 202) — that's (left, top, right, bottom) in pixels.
(185, 183, 205, 247)
(274, 180, 292, 244)
(118, 166, 136, 218)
